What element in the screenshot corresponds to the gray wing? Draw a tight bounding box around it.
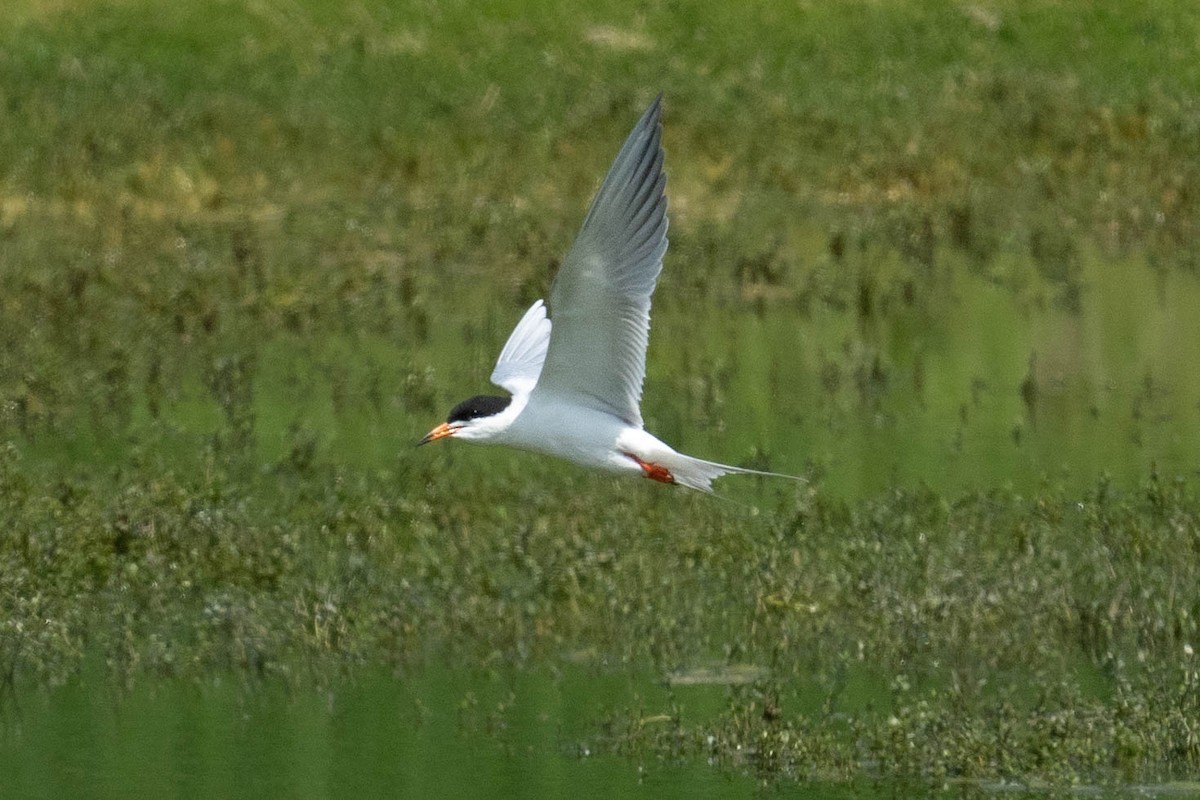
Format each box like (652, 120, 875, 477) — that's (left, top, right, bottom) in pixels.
(531, 94, 668, 428)
(490, 299, 552, 398)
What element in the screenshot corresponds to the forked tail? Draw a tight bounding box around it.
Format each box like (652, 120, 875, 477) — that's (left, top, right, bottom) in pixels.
(665, 452, 803, 494)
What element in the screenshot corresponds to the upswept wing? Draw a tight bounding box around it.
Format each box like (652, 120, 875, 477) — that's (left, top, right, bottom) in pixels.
(532, 95, 669, 428)
(490, 299, 552, 397)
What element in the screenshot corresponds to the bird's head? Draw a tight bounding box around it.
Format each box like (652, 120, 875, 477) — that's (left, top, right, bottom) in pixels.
(417, 394, 514, 446)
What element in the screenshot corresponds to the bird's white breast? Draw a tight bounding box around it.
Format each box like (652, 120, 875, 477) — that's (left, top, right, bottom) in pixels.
(497, 394, 658, 476)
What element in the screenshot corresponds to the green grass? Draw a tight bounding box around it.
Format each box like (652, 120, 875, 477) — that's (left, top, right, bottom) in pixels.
(2, 0, 1200, 791)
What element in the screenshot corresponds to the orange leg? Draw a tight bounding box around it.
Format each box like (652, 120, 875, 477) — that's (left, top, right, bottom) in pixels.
(622, 452, 676, 484)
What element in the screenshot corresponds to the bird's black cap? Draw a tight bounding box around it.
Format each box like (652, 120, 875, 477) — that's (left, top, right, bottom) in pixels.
(447, 394, 511, 423)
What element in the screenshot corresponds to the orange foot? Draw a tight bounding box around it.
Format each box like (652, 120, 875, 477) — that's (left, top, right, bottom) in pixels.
(623, 452, 676, 484)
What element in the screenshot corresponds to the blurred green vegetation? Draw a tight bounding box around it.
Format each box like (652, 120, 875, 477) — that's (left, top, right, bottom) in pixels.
(3, 0, 1200, 493)
(2, 0, 1200, 791)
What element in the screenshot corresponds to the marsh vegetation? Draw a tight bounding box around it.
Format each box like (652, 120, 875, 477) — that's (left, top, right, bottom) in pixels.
(1, 1, 1199, 796)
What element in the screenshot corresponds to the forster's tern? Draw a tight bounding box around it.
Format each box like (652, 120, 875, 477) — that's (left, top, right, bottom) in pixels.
(419, 95, 797, 492)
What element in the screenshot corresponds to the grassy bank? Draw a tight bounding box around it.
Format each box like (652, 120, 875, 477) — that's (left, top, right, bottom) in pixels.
(2, 0, 1200, 791)
(2, 445, 1198, 787)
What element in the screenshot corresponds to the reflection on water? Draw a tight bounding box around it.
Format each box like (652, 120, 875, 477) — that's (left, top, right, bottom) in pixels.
(0, 669, 804, 800)
(645, 252, 1200, 498)
(224, 250, 1200, 502)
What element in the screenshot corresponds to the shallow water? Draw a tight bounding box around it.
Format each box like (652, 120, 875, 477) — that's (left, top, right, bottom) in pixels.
(0, 669, 875, 800)
(3, 3, 1200, 793)
(241, 248, 1200, 500)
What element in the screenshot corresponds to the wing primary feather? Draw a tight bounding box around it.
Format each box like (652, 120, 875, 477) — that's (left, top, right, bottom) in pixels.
(490, 299, 552, 397)
(533, 94, 670, 427)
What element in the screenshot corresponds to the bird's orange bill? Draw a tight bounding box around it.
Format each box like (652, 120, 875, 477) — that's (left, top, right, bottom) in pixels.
(417, 422, 456, 447)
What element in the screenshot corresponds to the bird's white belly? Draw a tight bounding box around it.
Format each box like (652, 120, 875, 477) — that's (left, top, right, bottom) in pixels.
(498, 399, 657, 476)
